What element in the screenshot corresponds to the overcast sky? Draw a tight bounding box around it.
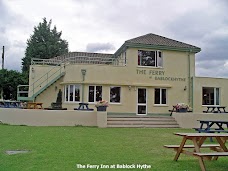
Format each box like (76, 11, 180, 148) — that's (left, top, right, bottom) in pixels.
(0, 0, 228, 78)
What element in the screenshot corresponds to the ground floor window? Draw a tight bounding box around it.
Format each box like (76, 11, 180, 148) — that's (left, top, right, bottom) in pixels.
(110, 86, 121, 103)
(154, 88, 167, 104)
(64, 84, 80, 102)
(202, 87, 220, 105)
(88, 85, 102, 102)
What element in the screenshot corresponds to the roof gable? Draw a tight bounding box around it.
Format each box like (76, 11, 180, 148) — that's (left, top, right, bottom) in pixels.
(125, 33, 200, 49)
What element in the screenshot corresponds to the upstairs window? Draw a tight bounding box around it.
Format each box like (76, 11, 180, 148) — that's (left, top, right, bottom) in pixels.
(138, 50, 162, 67)
(124, 51, 127, 66)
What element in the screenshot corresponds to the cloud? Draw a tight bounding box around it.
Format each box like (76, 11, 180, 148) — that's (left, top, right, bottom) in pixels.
(196, 63, 228, 78)
(194, 22, 228, 78)
(0, 0, 32, 71)
(164, 1, 228, 77)
(0, 0, 228, 79)
(198, 28, 228, 59)
(86, 43, 115, 53)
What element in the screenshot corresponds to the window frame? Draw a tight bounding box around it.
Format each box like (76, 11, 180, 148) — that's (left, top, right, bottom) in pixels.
(138, 50, 163, 68)
(124, 51, 127, 66)
(109, 86, 121, 104)
(137, 88, 147, 115)
(154, 88, 167, 105)
(88, 85, 102, 103)
(64, 84, 81, 102)
(202, 87, 220, 106)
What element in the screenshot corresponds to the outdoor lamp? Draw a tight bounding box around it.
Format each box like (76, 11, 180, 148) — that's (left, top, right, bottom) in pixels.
(81, 69, 86, 76)
(184, 86, 187, 91)
(128, 85, 131, 90)
(81, 69, 87, 81)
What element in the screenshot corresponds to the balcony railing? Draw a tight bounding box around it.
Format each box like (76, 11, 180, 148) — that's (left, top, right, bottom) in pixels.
(31, 56, 127, 66)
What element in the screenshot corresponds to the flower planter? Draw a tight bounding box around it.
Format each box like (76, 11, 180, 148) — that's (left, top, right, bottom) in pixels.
(97, 106, 107, 111)
(177, 108, 187, 112)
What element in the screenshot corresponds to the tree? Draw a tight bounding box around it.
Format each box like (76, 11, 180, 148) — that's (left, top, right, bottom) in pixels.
(0, 69, 27, 100)
(22, 18, 69, 77)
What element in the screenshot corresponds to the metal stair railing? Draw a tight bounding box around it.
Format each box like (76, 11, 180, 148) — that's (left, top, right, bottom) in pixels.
(31, 65, 65, 97)
(17, 62, 65, 101)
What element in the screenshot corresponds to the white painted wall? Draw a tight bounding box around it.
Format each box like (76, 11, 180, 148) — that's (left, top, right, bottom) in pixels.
(0, 108, 107, 127)
(173, 113, 228, 128)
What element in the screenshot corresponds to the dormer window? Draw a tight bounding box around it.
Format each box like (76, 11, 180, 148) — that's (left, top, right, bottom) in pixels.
(138, 50, 163, 67)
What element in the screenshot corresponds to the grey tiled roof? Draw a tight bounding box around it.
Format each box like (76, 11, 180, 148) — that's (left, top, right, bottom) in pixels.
(125, 33, 200, 49)
(54, 51, 113, 61)
(49, 51, 114, 65)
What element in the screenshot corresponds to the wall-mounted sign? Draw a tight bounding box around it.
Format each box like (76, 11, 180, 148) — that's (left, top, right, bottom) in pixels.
(136, 69, 186, 82)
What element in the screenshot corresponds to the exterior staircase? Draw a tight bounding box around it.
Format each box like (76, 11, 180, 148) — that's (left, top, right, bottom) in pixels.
(17, 63, 65, 101)
(107, 115, 179, 128)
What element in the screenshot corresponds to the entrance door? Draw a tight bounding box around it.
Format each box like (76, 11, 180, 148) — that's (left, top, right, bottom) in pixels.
(137, 88, 147, 115)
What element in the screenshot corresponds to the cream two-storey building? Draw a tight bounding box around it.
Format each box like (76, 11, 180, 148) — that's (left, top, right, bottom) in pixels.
(17, 33, 228, 115)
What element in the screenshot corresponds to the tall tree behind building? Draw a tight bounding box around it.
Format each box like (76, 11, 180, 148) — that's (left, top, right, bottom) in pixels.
(22, 18, 69, 79)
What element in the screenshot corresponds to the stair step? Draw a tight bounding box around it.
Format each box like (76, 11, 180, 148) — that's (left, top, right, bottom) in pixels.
(107, 124, 179, 128)
(107, 115, 170, 118)
(107, 116, 179, 128)
(107, 118, 175, 121)
(107, 121, 177, 125)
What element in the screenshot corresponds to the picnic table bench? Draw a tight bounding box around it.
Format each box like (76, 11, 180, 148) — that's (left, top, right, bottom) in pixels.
(203, 106, 228, 113)
(194, 120, 228, 142)
(194, 128, 228, 133)
(164, 133, 228, 171)
(0, 101, 22, 108)
(196, 120, 228, 131)
(74, 103, 94, 111)
(26, 102, 43, 109)
(164, 144, 221, 151)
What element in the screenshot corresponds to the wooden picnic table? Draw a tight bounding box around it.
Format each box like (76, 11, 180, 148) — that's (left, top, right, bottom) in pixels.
(164, 132, 228, 171)
(203, 106, 228, 113)
(27, 102, 43, 109)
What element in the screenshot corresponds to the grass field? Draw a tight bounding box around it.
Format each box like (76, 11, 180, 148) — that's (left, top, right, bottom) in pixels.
(0, 125, 228, 171)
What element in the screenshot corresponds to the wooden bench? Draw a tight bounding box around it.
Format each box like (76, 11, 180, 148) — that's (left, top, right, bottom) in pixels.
(193, 152, 228, 169)
(165, 145, 228, 170)
(27, 102, 43, 109)
(194, 152, 228, 157)
(164, 144, 220, 149)
(164, 144, 220, 152)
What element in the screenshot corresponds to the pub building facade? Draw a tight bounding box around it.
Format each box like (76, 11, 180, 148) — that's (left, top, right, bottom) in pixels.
(17, 33, 228, 115)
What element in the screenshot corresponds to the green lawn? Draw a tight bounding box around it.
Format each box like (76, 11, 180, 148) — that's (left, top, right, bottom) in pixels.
(0, 125, 227, 171)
